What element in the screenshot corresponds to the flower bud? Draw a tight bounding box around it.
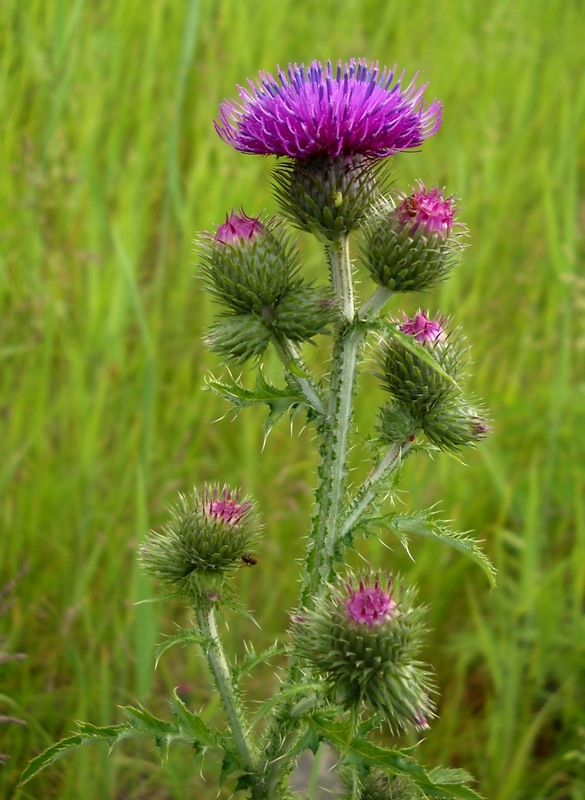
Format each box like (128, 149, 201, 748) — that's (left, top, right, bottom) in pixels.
(379, 312, 463, 414)
(361, 184, 465, 292)
(423, 403, 491, 451)
(273, 154, 387, 240)
(340, 768, 418, 800)
(292, 575, 435, 733)
(141, 486, 260, 605)
(215, 211, 265, 244)
(200, 212, 337, 362)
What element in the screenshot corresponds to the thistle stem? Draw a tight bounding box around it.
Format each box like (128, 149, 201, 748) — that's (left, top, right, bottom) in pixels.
(340, 438, 415, 540)
(272, 336, 326, 417)
(359, 285, 393, 320)
(329, 235, 354, 322)
(298, 235, 361, 609)
(196, 607, 261, 793)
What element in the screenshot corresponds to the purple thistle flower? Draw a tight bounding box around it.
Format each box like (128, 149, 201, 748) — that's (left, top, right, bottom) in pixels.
(215, 211, 265, 245)
(206, 487, 251, 525)
(399, 310, 444, 344)
(393, 183, 455, 238)
(215, 59, 442, 160)
(345, 576, 397, 627)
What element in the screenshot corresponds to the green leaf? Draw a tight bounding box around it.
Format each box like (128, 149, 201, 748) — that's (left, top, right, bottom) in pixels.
(170, 689, 217, 746)
(429, 767, 476, 785)
(206, 370, 305, 435)
(220, 747, 245, 785)
(232, 641, 287, 681)
(19, 725, 129, 786)
(121, 704, 176, 736)
(249, 683, 326, 728)
(154, 627, 209, 667)
(389, 510, 496, 588)
(308, 715, 484, 799)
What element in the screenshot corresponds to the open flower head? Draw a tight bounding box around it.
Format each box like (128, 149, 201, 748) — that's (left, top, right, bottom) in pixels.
(216, 60, 442, 239)
(292, 574, 435, 732)
(215, 60, 442, 160)
(140, 486, 261, 605)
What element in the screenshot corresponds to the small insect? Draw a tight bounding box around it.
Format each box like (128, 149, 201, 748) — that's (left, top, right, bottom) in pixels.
(403, 196, 421, 217)
(241, 554, 258, 566)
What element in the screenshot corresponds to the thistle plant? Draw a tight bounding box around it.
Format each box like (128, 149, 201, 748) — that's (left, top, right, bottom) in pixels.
(21, 59, 494, 799)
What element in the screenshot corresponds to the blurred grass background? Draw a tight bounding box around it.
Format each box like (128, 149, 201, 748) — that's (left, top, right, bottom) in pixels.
(1, 0, 585, 797)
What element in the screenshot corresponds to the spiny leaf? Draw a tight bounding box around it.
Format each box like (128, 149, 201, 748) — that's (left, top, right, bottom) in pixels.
(308, 715, 484, 799)
(388, 511, 496, 588)
(18, 725, 129, 786)
(154, 627, 209, 667)
(170, 689, 217, 746)
(232, 641, 287, 682)
(220, 747, 245, 785)
(206, 370, 306, 435)
(121, 704, 176, 735)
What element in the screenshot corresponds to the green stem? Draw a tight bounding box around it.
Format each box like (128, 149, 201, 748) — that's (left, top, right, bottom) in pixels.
(298, 235, 361, 609)
(340, 438, 415, 541)
(272, 336, 326, 417)
(196, 607, 262, 794)
(328, 235, 354, 323)
(359, 285, 393, 320)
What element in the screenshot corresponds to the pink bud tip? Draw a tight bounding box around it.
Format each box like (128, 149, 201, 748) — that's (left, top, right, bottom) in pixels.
(215, 211, 265, 244)
(206, 487, 250, 524)
(399, 310, 444, 344)
(346, 577, 397, 627)
(394, 183, 455, 238)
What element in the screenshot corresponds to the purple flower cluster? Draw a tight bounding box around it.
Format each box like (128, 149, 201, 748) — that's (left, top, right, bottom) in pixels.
(215, 59, 442, 160)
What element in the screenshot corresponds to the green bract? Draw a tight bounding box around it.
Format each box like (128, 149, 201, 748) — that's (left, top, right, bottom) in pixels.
(141, 487, 261, 605)
(292, 578, 435, 733)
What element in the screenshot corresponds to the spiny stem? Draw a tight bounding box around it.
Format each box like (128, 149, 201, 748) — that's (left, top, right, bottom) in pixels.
(340, 438, 415, 540)
(359, 285, 393, 320)
(328, 234, 354, 322)
(196, 607, 261, 792)
(298, 235, 360, 609)
(272, 336, 326, 417)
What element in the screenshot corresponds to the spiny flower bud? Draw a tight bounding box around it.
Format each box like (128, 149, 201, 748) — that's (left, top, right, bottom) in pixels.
(379, 312, 464, 414)
(200, 212, 337, 362)
(141, 486, 261, 605)
(423, 402, 491, 451)
(292, 574, 435, 733)
(361, 184, 465, 292)
(340, 768, 419, 800)
(272, 154, 387, 240)
(378, 313, 489, 452)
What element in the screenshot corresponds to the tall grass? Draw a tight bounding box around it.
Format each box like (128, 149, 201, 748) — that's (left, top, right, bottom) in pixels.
(1, 0, 584, 797)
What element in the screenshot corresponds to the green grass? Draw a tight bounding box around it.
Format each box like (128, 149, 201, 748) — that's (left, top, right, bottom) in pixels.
(1, 0, 585, 797)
